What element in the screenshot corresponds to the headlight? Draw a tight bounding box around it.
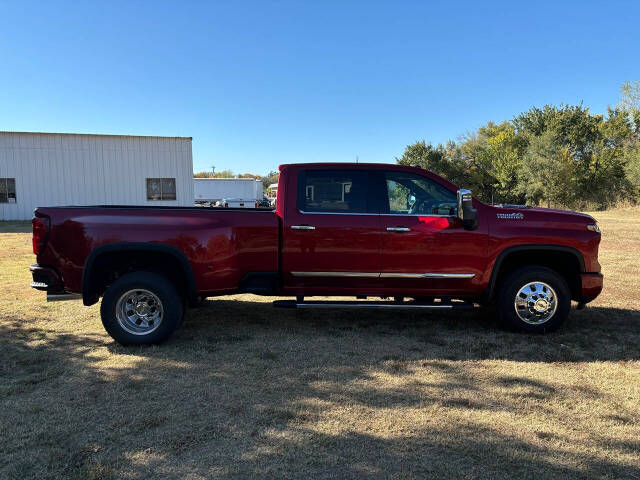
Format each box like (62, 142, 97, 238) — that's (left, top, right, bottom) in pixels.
(586, 223, 600, 233)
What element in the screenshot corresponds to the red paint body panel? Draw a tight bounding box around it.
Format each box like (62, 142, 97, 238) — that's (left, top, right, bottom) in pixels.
(378, 213, 488, 296)
(36, 207, 279, 296)
(282, 212, 382, 292)
(480, 205, 602, 287)
(580, 273, 604, 302)
(33, 162, 603, 304)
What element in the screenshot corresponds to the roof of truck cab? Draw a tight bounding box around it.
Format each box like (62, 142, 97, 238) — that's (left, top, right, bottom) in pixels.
(278, 162, 460, 192)
(280, 162, 405, 169)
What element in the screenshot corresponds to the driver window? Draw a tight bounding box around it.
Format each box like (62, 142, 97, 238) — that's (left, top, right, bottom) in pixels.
(385, 171, 456, 215)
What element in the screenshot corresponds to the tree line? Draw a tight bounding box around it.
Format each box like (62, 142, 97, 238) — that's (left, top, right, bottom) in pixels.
(397, 81, 640, 210)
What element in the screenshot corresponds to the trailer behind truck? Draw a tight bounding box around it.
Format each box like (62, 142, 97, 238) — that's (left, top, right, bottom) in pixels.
(194, 178, 263, 205)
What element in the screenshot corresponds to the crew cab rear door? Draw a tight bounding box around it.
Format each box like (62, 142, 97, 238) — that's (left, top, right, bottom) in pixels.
(376, 169, 488, 296)
(281, 168, 381, 292)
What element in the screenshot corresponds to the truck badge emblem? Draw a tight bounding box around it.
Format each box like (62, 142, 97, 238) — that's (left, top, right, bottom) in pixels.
(497, 212, 524, 220)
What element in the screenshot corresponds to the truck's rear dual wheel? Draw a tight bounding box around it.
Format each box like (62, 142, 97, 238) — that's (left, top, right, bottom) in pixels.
(100, 272, 183, 345)
(497, 266, 571, 333)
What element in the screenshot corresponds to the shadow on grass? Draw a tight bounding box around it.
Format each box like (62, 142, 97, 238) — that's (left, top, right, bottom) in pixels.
(1, 301, 639, 479)
(0, 220, 31, 233)
(182, 300, 640, 363)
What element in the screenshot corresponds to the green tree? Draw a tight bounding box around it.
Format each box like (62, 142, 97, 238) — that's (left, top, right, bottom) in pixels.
(214, 169, 235, 178)
(459, 121, 526, 203)
(396, 141, 451, 177)
(261, 170, 280, 195)
(588, 108, 636, 208)
(517, 131, 577, 208)
(514, 104, 632, 208)
(625, 145, 640, 193)
(620, 80, 640, 113)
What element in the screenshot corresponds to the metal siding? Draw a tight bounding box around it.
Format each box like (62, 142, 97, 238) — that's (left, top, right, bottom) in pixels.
(0, 132, 193, 220)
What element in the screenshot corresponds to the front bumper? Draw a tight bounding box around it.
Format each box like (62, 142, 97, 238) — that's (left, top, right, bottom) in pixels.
(580, 272, 603, 303)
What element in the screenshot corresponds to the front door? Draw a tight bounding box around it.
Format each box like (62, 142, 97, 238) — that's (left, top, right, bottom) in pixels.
(377, 169, 488, 297)
(282, 168, 382, 294)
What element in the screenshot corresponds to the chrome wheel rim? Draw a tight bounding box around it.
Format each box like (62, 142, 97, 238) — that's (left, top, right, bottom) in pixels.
(514, 281, 558, 325)
(115, 289, 163, 335)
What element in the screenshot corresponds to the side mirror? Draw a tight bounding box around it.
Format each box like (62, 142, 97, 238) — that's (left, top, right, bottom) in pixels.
(457, 189, 478, 230)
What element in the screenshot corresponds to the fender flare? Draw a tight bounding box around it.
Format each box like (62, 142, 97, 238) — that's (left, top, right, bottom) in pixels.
(486, 244, 585, 300)
(81, 242, 198, 306)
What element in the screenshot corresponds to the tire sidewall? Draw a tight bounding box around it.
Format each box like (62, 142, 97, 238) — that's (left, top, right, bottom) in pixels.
(100, 272, 183, 345)
(498, 266, 571, 333)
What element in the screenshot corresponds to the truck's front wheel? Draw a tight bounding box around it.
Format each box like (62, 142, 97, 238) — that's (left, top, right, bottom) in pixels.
(497, 266, 571, 333)
(100, 272, 183, 345)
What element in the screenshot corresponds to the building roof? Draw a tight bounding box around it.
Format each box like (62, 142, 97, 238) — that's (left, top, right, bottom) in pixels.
(268, 183, 278, 188)
(0, 130, 192, 140)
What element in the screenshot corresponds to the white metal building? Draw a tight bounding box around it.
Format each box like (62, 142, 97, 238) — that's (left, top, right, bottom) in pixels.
(0, 131, 194, 220)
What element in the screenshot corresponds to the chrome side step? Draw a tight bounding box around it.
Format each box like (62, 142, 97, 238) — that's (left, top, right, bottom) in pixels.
(47, 292, 82, 302)
(273, 300, 476, 310)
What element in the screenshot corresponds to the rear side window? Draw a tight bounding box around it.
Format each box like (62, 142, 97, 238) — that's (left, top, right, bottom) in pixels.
(298, 170, 373, 213)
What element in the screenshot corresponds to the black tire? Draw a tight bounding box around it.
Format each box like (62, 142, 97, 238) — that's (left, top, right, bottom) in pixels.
(497, 266, 571, 333)
(100, 271, 183, 345)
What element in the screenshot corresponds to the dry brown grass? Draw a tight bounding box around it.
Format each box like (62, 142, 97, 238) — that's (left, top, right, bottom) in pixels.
(1, 212, 639, 479)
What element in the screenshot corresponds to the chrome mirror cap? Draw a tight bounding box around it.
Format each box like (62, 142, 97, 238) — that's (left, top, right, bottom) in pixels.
(457, 189, 472, 220)
(457, 189, 478, 230)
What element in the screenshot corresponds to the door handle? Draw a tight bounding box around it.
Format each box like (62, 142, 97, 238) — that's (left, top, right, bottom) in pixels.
(291, 225, 316, 230)
(386, 226, 411, 232)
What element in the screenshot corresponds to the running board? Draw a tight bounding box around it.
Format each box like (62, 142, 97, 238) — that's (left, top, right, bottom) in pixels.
(47, 292, 82, 302)
(273, 300, 476, 310)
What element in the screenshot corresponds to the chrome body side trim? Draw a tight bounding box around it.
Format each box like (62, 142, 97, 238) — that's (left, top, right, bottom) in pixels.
(380, 272, 475, 279)
(291, 271, 380, 278)
(291, 272, 475, 279)
(291, 225, 316, 230)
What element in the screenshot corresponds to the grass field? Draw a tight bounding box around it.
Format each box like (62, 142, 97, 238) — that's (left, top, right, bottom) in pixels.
(1, 211, 639, 479)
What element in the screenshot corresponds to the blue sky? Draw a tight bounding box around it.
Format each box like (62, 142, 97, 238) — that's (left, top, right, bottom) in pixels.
(1, 1, 639, 175)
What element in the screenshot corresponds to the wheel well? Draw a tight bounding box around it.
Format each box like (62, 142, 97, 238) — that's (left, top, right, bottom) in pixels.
(490, 249, 582, 300)
(83, 248, 194, 306)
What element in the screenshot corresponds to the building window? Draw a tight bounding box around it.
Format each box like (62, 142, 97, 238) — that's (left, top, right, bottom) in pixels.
(146, 178, 177, 201)
(0, 178, 16, 203)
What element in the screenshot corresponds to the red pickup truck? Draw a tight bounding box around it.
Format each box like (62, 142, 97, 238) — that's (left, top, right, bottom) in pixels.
(30, 163, 603, 345)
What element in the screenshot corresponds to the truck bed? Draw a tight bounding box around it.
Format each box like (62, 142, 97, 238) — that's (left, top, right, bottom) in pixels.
(35, 205, 280, 296)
